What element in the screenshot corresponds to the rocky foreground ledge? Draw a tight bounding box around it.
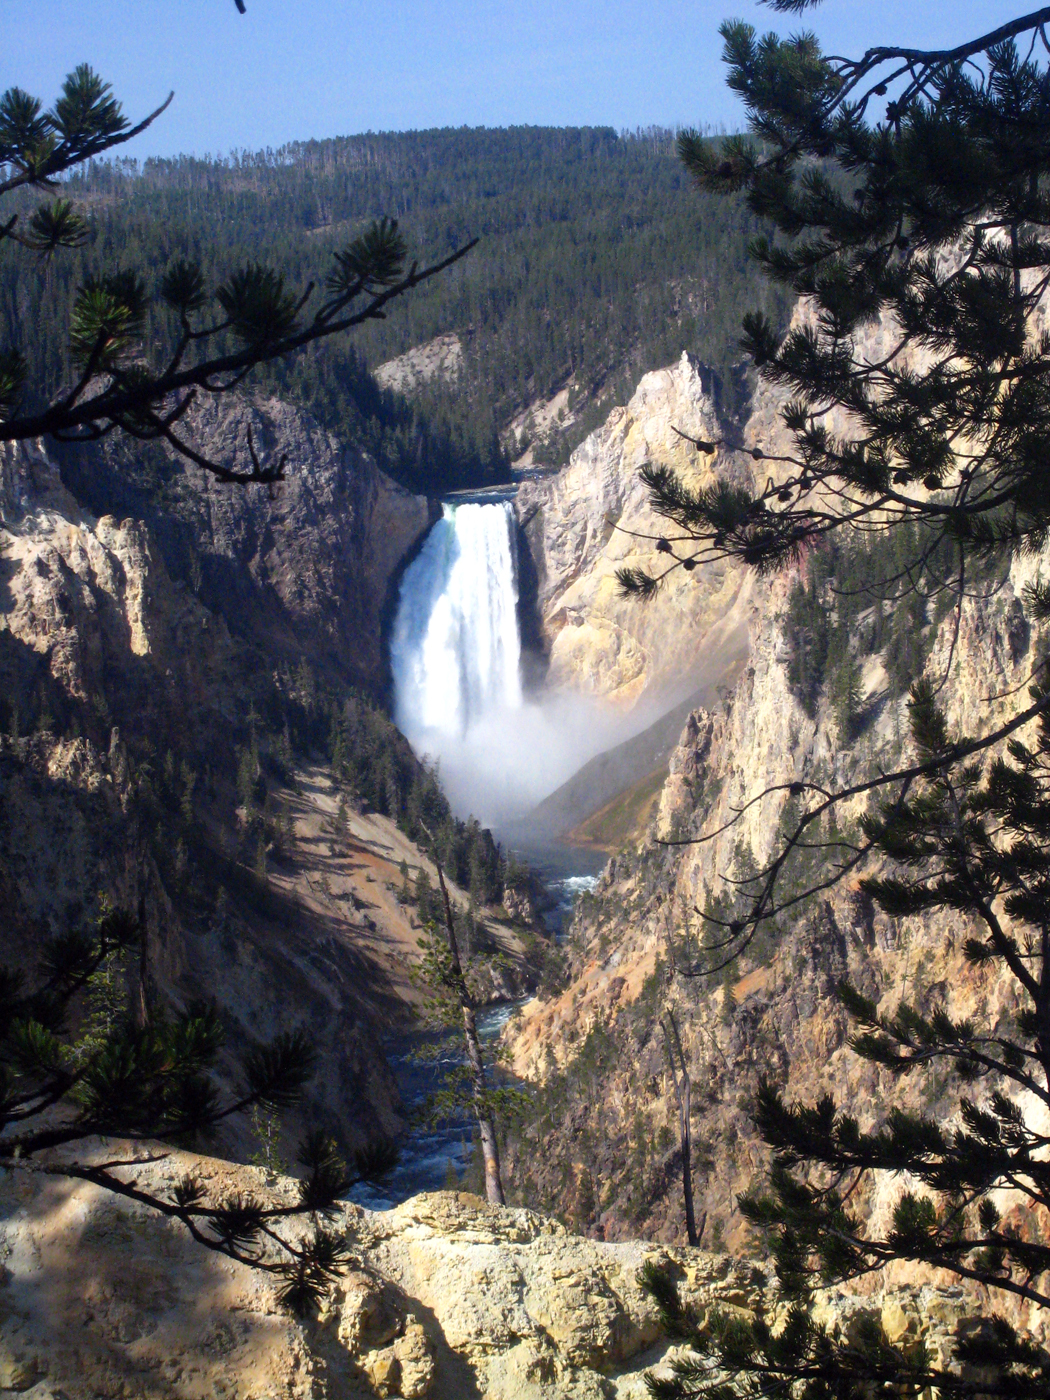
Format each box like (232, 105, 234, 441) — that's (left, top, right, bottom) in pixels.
(0, 1150, 972, 1399)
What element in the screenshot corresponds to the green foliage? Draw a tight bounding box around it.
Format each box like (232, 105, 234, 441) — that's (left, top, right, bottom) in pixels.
(23, 199, 88, 256)
(215, 263, 300, 346)
(643, 682, 1050, 1396)
(628, 11, 1050, 596)
(70, 271, 148, 369)
(325, 692, 505, 904)
(0, 68, 473, 489)
(0, 900, 399, 1312)
(780, 523, 979, 727)
(783, 571, 828, 717)
(0, 66, 128, 180)
(829, 647, 863, 747)
(73, 929, 131, 1060)
(397, 859, 411, 905)
(326, 216, 407, 296)
(160, 257, 207, 313)
(0, 348, 27, 419)
(248, 1103, 288, 1176)
(1, 123, 790, 494)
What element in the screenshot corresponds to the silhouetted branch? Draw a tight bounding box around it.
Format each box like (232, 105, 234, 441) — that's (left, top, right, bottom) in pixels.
(666, 688, 1050, 977)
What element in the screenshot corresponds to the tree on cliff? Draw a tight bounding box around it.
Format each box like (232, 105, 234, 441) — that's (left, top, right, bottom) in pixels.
(618, 0, 1050, 971)
(1, 900, 396, 1312)
(645, 683, 1050, 1396)
(630, 2, 1050, 1395)
(413, 846, 527, 1204)
(0, 67, 473, 483)
(661, 1009, 704, 1247)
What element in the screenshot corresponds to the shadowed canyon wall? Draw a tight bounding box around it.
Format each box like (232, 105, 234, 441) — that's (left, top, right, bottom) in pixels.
(0, 401, 433, 1159)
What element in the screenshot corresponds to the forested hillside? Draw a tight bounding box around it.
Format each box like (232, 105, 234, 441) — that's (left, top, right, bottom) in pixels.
(1, 126, 789, 493)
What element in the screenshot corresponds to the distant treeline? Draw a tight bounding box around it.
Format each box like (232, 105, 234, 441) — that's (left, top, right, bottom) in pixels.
(1, 126, 790, 493)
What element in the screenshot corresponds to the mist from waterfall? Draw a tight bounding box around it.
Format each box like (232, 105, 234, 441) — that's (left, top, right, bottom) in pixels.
(390, 500, 628, 828)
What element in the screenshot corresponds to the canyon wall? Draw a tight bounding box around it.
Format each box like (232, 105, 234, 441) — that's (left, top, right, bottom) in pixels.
(504, 342, 1047, 1267)
(58, 392, 433, 689)
(516, 353, 751, 713)
(0, 405, 436, 1160)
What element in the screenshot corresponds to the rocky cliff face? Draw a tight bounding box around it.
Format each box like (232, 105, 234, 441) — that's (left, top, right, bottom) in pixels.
(503, 341, 1048, 1259)
(0, 406, 443, 1161)
(375, 333, 464, 396)
(516, 354, 751, 712)
(60, 392, 433, 689)
(0, 1148, 988, 1400)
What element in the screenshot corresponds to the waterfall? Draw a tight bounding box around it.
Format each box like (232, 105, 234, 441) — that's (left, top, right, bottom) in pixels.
(391, 500, 522, 747)
(390, 497, 628, 827)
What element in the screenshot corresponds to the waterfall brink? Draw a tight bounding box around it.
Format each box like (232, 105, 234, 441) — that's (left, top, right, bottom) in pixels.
(391, 499, 523, 745)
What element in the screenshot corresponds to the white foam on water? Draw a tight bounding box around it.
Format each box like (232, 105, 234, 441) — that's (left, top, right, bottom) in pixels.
(391, 501, 523, 741)
(390, 500, 626, 826)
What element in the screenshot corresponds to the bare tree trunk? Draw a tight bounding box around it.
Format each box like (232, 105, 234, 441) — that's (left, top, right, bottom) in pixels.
(662, 1010, 699, 1246)
(435, 861, 506, 1205)
(135, 893, 151, 1031)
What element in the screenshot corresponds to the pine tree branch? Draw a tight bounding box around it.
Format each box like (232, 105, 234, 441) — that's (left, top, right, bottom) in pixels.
(0, 239, 477, 480)
(667, 689, 1050, 974)
(833, 10, 1050, 83)
(0, 92, 175, 199)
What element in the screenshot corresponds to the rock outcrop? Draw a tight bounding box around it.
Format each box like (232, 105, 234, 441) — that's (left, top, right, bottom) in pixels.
(0, 1149, 987, 1400)
(516, 354, 750, 711)
(503, 333, 1050, 1262)
(375, 334, 464, 396)
(59, 392, 433, 689)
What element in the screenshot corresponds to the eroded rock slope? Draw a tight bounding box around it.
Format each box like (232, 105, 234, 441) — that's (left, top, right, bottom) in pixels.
(0, 1149, 983, 1400)
(516, 353, 751, 711)
(504, 342, 1048, 1265)
(0, 401, 532, 1163)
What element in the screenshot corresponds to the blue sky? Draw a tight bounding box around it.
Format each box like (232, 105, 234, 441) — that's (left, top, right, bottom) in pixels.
(2, 2, 1029, 159)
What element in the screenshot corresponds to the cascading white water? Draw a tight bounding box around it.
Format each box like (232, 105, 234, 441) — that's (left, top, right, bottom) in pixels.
(391, 498, 522, 744)
(390, 497, 630, 827)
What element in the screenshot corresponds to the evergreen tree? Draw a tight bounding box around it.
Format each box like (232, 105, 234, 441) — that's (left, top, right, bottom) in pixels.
(661, 1009, 702, 1247)
(643, 681, 1050, 1397)
(783, 572, 829, 717)
(621, 4, 1050, 592)
(412, 856, 525, 1205)
(829, 646, 863, 747)
(0, 68, 472, 481)
(0, 902, 394, 1313)
(622, 2, 1050, 967)
(632, 4, 1050, 1394)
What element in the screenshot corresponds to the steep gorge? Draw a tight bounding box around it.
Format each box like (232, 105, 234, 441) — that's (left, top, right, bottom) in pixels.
(0, 396, 540, 1169)
(501, 337, 1047, 1291)
(5, 279, 1048, 1394)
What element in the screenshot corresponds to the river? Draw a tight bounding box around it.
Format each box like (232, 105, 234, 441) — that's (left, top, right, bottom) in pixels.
(346, 861, 600, 1209)
(365, 495, 607, 1206)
